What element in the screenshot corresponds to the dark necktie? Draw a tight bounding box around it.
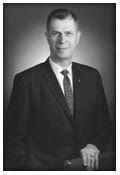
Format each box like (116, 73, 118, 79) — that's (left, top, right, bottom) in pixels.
(61, 70, 73, 116)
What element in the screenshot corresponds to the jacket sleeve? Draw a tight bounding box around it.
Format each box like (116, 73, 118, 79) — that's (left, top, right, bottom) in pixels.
(5, 74, 29, 170)
(90, 71, 112, 152)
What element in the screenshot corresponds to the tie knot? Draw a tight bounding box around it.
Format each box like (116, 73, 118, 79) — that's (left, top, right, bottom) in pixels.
(61, 70, 69, 77)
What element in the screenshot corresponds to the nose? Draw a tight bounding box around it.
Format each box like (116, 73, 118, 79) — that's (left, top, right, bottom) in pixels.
(58, 33, 66, 43)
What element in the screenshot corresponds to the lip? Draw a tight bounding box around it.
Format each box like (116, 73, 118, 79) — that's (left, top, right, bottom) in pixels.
(56, 47, 68, 49)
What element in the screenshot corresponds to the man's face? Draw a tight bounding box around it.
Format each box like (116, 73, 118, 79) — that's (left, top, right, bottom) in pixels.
(46, 17, 80, 61)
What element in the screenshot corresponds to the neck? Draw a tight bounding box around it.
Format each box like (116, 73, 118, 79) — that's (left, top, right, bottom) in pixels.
(50, 56, 72, 69)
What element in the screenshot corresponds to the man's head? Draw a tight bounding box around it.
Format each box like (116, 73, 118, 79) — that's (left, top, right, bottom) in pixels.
(46, 9, 81, 62)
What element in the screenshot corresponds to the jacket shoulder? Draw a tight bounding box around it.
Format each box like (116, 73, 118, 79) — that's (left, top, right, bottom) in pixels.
(14, 62, 45, 80)
(73, 62, 100, 75)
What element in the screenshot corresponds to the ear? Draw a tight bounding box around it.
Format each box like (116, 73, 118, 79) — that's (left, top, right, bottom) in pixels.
(45, 31, 49, 43)
(76, 31, 81, 44)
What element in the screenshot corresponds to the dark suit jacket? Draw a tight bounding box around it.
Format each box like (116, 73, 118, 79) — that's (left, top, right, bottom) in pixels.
(5, 59, 112, 170)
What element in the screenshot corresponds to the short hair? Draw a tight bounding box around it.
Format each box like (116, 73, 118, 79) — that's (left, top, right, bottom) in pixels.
(47, 8, 79, 31)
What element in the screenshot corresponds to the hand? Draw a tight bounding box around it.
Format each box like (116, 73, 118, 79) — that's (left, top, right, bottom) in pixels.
(80, 144, 100, 170)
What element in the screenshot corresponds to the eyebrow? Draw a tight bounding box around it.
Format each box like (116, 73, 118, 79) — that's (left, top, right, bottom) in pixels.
(50, 29, 74, 32)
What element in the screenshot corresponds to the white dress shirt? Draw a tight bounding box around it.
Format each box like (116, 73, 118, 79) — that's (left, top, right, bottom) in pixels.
(49, 58, 73, 95)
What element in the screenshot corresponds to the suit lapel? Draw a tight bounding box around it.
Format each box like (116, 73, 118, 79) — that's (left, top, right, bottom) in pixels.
(42, 59, 73, 121)
(72, 63, 84, 120)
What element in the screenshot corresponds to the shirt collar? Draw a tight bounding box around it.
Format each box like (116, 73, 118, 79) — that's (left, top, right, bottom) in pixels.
(49, 57, 72, 76)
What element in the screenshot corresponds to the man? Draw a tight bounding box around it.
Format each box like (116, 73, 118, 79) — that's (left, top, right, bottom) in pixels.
(5, 9, 112, 170)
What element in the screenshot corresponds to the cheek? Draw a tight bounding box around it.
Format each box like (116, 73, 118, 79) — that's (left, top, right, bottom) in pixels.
(48, 39, 56, 48)
(68, 36, 77, 44)
(69, 40, 78, 49)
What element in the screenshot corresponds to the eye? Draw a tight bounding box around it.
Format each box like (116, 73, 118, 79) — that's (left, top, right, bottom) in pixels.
(51, 31, 59, 36)
(65, 32, 73, 36)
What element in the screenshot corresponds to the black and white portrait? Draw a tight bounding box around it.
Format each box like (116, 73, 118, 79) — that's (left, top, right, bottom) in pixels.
(3, 3, 116, 171)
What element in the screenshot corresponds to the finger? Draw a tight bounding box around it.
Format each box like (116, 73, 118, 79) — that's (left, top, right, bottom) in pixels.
(87, 155, 94, 171)
(94, 153, 99, 170)
(86, 153, 91, 170)
(81, 151, 88, 167)
(90, 156, 95, 170)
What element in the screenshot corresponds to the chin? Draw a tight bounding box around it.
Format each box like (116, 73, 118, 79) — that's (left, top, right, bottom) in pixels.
(56, 54, 72, 60)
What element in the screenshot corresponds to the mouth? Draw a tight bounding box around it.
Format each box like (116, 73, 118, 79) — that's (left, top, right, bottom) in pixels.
(56, 47, 68, 50)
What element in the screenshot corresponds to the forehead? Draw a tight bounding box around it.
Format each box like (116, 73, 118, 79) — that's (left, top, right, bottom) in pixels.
(49, 17, 77, 31)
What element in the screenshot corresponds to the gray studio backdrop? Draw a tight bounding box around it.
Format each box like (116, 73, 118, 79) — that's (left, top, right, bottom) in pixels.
(4, 4, 115, 121)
